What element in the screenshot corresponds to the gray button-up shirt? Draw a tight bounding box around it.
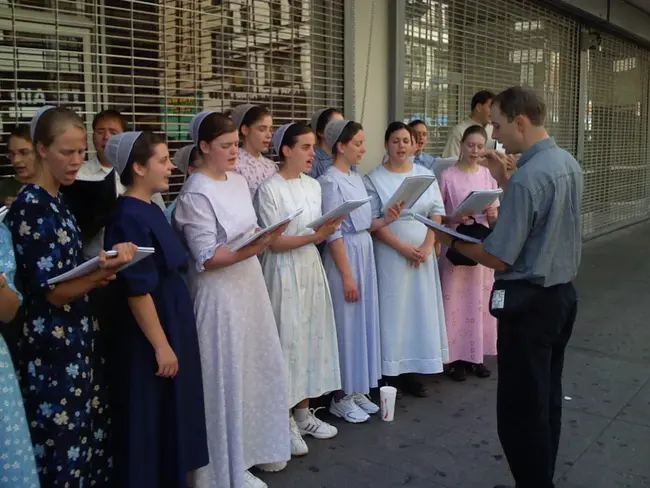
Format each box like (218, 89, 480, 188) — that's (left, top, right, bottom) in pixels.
(482, 137, 583, 287)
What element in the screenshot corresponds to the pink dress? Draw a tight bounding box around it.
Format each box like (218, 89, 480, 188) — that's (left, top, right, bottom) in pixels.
(235, 148, 278, 198)
(438, 165, 499, 364)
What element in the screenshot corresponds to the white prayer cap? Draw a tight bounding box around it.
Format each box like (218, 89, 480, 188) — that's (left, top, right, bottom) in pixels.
(189, 110, 216, 146)
(173, 144, 195, 174)
(231, 103, 257, 130)
(272, 123, 296, 156)
(324, 119, 350, 151)
(30, 105, 56, 140)
(105, 131, 143, 175)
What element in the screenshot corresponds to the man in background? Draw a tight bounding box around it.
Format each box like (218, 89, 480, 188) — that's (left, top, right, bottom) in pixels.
(443, 90, 495, 158)
(76, 109, 166, 259)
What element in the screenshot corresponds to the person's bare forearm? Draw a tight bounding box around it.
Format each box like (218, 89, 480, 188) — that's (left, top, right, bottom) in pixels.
(128, 294, 170, 351)
(329, 238, 353, 280)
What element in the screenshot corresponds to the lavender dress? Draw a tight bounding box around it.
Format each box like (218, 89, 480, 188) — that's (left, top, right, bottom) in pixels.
(318, 167, 382, 394)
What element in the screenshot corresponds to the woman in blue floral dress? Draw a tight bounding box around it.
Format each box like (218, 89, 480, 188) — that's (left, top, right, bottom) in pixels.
(0, 223, 40, 488)
(6, 106, 136, 487)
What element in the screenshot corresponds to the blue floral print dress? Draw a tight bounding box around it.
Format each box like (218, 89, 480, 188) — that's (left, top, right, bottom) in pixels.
(6, 184, 112, 487)
(0, 223, 40, 488)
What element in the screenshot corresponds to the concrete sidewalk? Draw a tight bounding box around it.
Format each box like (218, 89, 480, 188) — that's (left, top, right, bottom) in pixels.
(259, 222, 650, 488)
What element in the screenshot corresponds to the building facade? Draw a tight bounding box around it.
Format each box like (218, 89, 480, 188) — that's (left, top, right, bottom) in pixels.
(1, 0, 649, 239)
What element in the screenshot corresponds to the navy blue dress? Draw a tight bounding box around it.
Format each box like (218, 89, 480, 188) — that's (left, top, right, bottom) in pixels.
(104, 196, 208, 488)
(6, 184, 112, 487)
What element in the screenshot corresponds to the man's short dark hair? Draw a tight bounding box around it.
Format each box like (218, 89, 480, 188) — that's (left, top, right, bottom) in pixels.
(92, 109, 127, 131)
(4, 125, 31, 144)
(493, 86, 546, 126)
(471, 90, 496, 111)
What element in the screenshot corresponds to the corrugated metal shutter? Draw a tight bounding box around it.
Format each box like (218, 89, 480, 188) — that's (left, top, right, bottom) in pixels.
(0, 0, 345, 199)
(403, 0, 580, 157)
(581, 33, 650, 237)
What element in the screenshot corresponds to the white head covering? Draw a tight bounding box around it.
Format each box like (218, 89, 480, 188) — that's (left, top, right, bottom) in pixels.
(30, 105, 56, 141)
(104, 131, 143, 175)
(173, 144, 195, 174)
(324, 119, 350, 151)
(189, 110, 216, 146)
(272, 123, 296, 156)
(231, 103, 256, 130)
(310, 108, 329, 133)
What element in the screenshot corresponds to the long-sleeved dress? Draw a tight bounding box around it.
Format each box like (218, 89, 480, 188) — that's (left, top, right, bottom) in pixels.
(0, 223, 40, 488)
(174, 172, 289, 488)
(6, 184, 112, 487)
(438, 165, 498, 364)
(255, 173, 341, 407)
(319, 167, 381, 395)
(363, 164, 449, 376)
(104, 196, 209, 488)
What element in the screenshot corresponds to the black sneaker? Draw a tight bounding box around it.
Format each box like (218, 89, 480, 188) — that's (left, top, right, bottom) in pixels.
(447, 361, 467, 382)
(471, 363, 492, 378)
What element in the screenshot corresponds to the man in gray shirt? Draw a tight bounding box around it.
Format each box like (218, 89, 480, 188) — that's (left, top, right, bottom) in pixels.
(430, 86, 583, 488)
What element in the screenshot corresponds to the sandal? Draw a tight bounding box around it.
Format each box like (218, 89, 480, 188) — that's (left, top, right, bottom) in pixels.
(447, 361, 467, 382)
(400, 374, 428, 397)
(471, 363, 491, 378)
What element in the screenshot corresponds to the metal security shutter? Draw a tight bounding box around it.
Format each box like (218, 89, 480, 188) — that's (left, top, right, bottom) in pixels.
(403, 0, 580, 158)
(0, 0, 345, 199)
(581, 33, 650, 237)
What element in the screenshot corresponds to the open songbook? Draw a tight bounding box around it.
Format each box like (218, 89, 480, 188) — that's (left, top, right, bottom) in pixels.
(307, 197, 371, 229)
(414, 214, 482, 244)
(383, 175, 436, 212)
(231, 209, 303, 252)
(452, 189, 503, 217)
(46, 246, 156, 285)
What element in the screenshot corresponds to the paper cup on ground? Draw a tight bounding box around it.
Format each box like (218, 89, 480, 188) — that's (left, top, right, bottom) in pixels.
(380, 386, 397, 421)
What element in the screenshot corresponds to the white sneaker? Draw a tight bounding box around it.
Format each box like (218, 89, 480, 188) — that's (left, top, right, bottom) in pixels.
(289, 417, 309, 456)
(256, 461, 287, 473)
(244, 470, 268, 488)
(295, 407, 338, 439)
(352, 392, 380, 415)
(329, 395, 370, 423)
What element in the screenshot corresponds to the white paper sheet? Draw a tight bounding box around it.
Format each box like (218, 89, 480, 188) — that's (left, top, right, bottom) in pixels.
(452, 189, 503, 217)
(231, 209, 303, 252)
(307, 197, 371, 229)
(47, 246, 156, 285)
(0, 206, 7, 224)
(414, 214, 481, 244)
(383, 175, 437, 212)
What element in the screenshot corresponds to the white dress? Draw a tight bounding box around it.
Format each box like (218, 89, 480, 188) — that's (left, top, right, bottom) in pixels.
(254, 173, 341, 407)
(174, 172, 290, 488)
(364, 163, 449, 376)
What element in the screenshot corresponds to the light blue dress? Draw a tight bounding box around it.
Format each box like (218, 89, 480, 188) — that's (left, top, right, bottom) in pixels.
(319, 167, 381, 394)
(308, 147, 332, 179)
(363, 164, 449, 377)
(164, 198, 177, 225)
(414, 152, 438, 172)
(309, 147, 357, 179)
(0, 223, 40, 488)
